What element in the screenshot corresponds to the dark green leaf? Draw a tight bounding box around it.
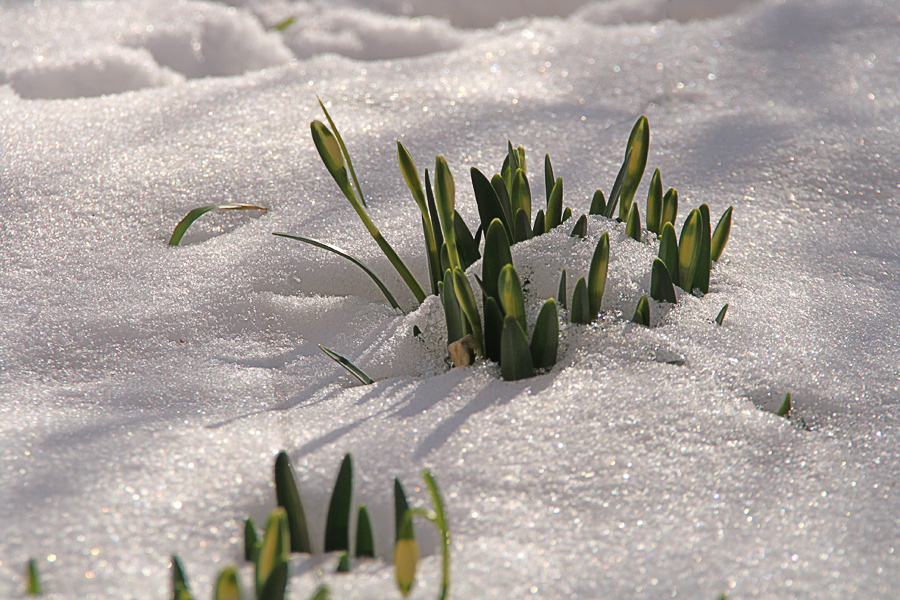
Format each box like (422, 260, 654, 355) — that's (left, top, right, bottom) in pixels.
(693, 204, 712, 294)
(662, 188, 678, 227)
(514, 207, 532, 243)
(625, 203, 642, 242)
(570, 277, 591, 324)
(471, 167, 512, 240)
(273, 233, 401, 311)
(453, 210, 481, 271)
(335, 552, 350, 573)
(491, 174, 514, 228)
(256, 509, 289, 596)
(632, 295, 650, 326)
(570, 214, 587, 238)
(308, 586, 331, 600)
(324, 454, 353, 553)
(510, 169, 532, 228)
(356, 506, 375, 558)
(213, 566, 240, 600)
(169, 204, 267, 246)
(245, 517, 260, 563)
(650, 259, 678, 304)
(531, 209, 545, 237)
(319, 345, 374, 386)
(588, 232, 610, 320)
(678, 209, 703, 293)
(619, 116, 650, 222)
(715, 303, 729, 326)
(257, 560, 288, 600)
(483, 296, 505, 363)
(589, 189, 606, 216)
(274, 451, 313, 554)
(26, 559, 40, 597)
(501, 315, 534, 381)
(646, 168, 663, 235)
(441, 269, 465, 346)
(658, 222, 680, 287)
(482, 219, 513, 302)
(605, 146, 631, 220)
(777, 393, 792, 417)
(530, 299, 559, 370)
(558, 269, 567, 310)
(425, 169, 443, 251)
(394, 479, 413, 542)
(172, 555, 190, 600)
(545, 177, 563, 232)
(711, 206, 733, 262)
(544, 154, 554, 203)
(562, 206, 572, 222)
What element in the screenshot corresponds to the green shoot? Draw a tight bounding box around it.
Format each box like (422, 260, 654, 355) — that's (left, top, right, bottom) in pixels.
(678, 208, 703, 293)
(715, 304, 729, 326)
(335, 552, 350, 573)
(650, 258, 677, 304)
(245, 517, 260, 563)
(501, 315, 534, 381)
(711, 206, 733, 262)
(355, 505, 375, 558)
(256, 508, 290, 598)
(570, 214, 587, 238)
(270, 16, 296, 32)
(589, 189, 606, 215)
(587, 232, 610, 320)
(557, 269, 567, 310)
(168, 204, 267, 246)
(274, 451, 313, 554)
(632, 295, 650, 326)
(324, 454, 353, 553)
(273, 233, 401, 311)
(530, 299, 559, 370)
(570, 276, 591, 325)
(213, 566, 241, 600)
(777, 393, 792, 417)
(661, 188, 678, 227)
(318, 345, 374, 386)
(625, 203, 641, 241)
(394, 479, 413, 544)
(26, 558, 40, 596)
(618, 116, 649, 222)
(308, 586, 330, 600)
(498, 264, 527, 335)
(171, 555, 192, 600)
(646, 168, 663, 235)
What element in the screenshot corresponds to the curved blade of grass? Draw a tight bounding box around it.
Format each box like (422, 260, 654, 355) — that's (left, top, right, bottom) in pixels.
(273, 232, 401, 311)
(694, 204, 712, 294)
(646, 168, 663, 235)
(325, 454, 353, 553)
(319, 345, 374, 386)
(531, 209, 545, 238)
(471, 167, 512, 240)
(658, 222, 680, 287)
(588, 232, 610, 320)
(245, 517, 260, 563)
(317, 97, 367, 207)
(498, 264, 527, 335)
(356, 505, 375, 558)
(544, 154, 554, 203)
(270, 16, 296, 31)
(500, 315, 534, 381)
(394, 478, 413, 543)
(169, 204, 267, 246)
(214, 566, 241, 600)
(570, 276, 591, 324)
(651, 258, 678, 304)
(619, 116, 649, 222)
(715, 303, 729, 326)
(711, 206, 733, 262)
(625, 203, 642, 242)
(274, 450, 313, 554)
(558, 269, 567, 310)
(421, 470, 451, 600)
(632, 295, 650, 326)
(530, 299, 559, 370)
(662, 188, 678, 228)
(589, 189, 606, 216)
(452, 267, 484, 357)
(570, 214, 587, 238)
(605, 146, 631, 220)
(545, 178, 563, 232)
(425, 169, 444, 251)
(678, 209, 703, 293)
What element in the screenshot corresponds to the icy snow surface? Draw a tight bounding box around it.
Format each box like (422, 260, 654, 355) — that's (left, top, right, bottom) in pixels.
(2, 0, 900, 598)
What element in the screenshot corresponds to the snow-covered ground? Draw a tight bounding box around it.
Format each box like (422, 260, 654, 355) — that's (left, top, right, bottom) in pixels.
(2, 0, 899, 598)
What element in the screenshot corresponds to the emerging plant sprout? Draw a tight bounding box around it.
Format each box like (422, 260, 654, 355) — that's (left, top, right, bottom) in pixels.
(169, 203, 267, 246)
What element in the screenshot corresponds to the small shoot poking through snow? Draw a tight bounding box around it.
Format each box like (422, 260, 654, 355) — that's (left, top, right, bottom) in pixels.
(256, 508, 290, 600)
(589, 189, 606, 215)
(711, 205, 733, 262)
(530, 299, 559, 370)
(171, 555, 192, 600)
(570, 213, 588, 238)
(558, 269, 568, 310)
(715, 304, 729, 326)
(335, 552, 350, 573)
(355, 505, 376, 558)
(318, 345, 374, 386)
(324, 454, 354, 554)
(646, 168, 663, 235)
(625, 203, 642, 242)
(26, 558, 41, 597)
(168, 204, 267, 246)
(394, 471, 451, 600)
(777, 393, 792, 418)
(274, 451, 313, 554)
(618, 115, 650, 222)
(501, 314, 535, 381)
(632, 295, 651, 326)
(570, 276, 591, 325)
(587, 232, 610, 321)
(651, 258, 678, 304)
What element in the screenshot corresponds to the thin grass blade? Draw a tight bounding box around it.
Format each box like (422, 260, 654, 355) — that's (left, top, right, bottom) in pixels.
(544, 154, 554, 203)
(317, 97, 367, 207)
(169, 204, 267, 246)
(319, 345, 374, 385)
(273, 233, 401, 310)
(558, 269, 567, 310)
(715, 303, 729, 326)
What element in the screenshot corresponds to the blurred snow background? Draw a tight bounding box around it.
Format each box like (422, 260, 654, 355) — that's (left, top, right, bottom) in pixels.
(1, 0, 899, 598)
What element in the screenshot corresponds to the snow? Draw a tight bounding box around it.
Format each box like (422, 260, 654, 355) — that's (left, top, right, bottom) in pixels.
(2, 0, 899, 598)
